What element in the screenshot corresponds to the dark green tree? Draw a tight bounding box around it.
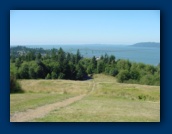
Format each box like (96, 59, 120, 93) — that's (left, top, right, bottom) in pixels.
(91, 56, 97, 71)
(51, 71, 58, 79)
(109, 55, 115, 64)
(130, 70, 140, 80)
(19, 63, 29, 79)
(97, 60, 104, 73)
(36, 60, 49, 78)
(29, 67, 37, 79)
(75, 49, 82, 64)
(117, 59, 131, 70)
(15, 58, 22, 69)
(51, 48, 57, 60)
(87, 65, 93, 74)
(36, 53, 42, 60)
(117, 70, 130, 83)
(75, 64, 86, 80)
(109, 68, 118, 76)
(25, 51, 36, 61)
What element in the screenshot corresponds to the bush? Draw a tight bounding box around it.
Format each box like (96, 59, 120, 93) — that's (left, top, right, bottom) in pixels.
(10, 74, 23, 93)
(58, 73, 65, 79)
(45, 73, 51, 79)
(51, 71, 58, 79)
(130, 70, 140, 80)
(117, 70, 130, 83)
(109, 68, 118, 76)
(138, 95, 147, 100)
(140, 74, 154, 85)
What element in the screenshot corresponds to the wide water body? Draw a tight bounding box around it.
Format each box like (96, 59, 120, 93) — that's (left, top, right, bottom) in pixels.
(26, 45, 160, 66)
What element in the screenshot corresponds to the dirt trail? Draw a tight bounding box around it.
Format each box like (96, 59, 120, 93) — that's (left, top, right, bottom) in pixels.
(10, 79, 96, 122)
(88, 80, 96, 94)
(10, 94, 86, 122)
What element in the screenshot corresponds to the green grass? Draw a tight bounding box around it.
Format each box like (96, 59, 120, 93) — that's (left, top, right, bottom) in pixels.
(10, 93, 74, 114)
(10, 78, 90, 114)
(33, 96, 160, 122)
(92, 83, 159, 101)
(10, 74, 160, 122)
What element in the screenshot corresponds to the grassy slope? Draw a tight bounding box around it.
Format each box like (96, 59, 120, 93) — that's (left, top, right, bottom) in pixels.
(10, 93, 73, 114)
(10, 74, 160, 122)
(34, 96, 159, 122)
(10, 79, 90, 114)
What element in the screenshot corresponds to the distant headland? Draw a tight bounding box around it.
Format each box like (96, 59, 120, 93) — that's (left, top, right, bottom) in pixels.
(131, 42, 160, 47)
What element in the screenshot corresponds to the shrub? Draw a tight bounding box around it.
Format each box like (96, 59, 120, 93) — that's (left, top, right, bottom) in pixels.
(45, 73, 51, 79)
(140, 74, 154, 85)
(117, 70, 130, 83)
(51, 71, 58, 79)
(109, 68, 118, 76)
(10, 73, 23, 93)
(130, 70, 140, 80)
(58, 73, 65, 79)
(138, 95, 147, 100)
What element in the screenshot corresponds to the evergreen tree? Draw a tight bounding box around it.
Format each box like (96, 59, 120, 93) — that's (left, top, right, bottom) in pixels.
(91, 56, 97, 71)
(36, 53, 42, 60)
(15, 58, 22, 69)
(75, 49, 82, 64)
(10, 46, 160, 85)
(19, 63, 29, 79)
(36, 60, 49, 78)
(75, 64, 85, 80)
(51, 48, 57, 60)
(97, 60, 104, 73)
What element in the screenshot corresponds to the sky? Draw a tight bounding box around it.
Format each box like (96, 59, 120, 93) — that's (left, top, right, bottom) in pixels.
(10, 10, 160, 45)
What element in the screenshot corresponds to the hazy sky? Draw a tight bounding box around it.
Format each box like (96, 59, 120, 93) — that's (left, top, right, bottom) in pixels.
(10, 10, 160, 45)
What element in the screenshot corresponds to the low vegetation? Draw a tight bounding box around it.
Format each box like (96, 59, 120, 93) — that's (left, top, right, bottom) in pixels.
(10, 74, 160, 122)
(10, 46, 160, 121)
(10, 93, 73, 114)
(33, 96, 159, 122)
(10, 73, 24, 93)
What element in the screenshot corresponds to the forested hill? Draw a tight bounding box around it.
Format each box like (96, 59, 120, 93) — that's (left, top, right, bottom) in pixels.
(10, 46, 160, 86)
(131, 42, 160, 47)
(10, 46, 50, 57)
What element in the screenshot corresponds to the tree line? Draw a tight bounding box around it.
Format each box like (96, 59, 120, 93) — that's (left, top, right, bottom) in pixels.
(10, 46, 160, 86)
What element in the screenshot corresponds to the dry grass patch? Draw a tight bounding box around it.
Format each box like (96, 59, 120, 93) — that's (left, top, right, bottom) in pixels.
(18, 79, 92, 95)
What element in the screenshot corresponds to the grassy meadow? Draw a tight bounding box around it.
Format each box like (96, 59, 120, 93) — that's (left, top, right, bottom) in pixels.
(10, 74, 160, 122)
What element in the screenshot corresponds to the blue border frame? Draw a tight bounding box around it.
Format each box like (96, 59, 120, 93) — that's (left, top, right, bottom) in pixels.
(1, 0, 172, 134)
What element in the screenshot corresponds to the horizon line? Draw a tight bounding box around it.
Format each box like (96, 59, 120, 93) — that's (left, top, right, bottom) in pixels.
(10, 42, 160, 46)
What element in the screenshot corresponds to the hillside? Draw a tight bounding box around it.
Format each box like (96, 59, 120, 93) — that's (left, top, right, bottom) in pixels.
(131, 42, 160, 47)
(10, 74, 160, 122)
